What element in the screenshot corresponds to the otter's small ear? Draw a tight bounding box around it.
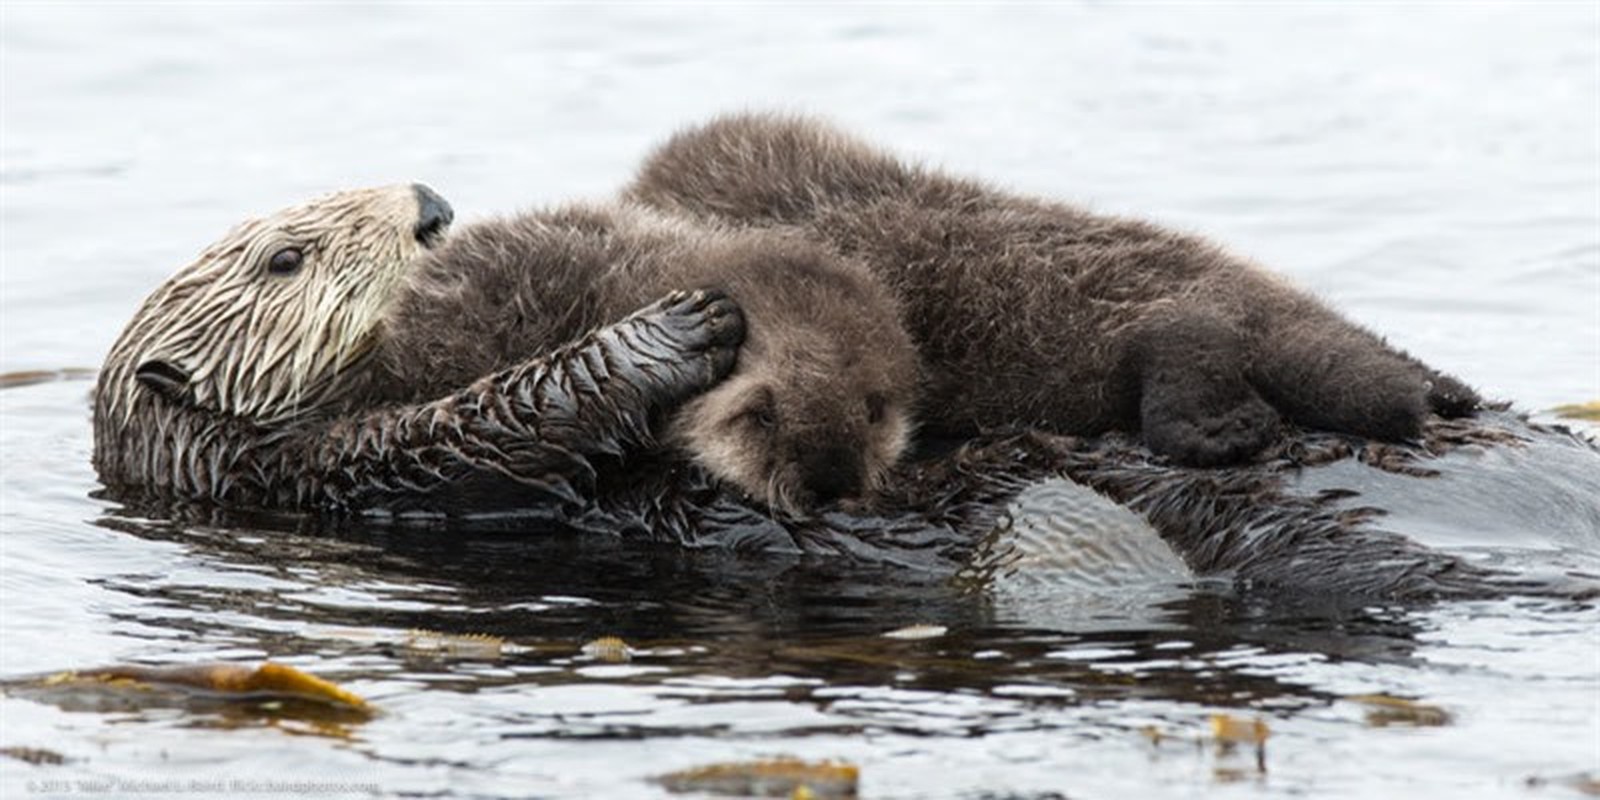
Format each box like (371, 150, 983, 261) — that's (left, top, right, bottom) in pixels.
(134, 359, 191, 402)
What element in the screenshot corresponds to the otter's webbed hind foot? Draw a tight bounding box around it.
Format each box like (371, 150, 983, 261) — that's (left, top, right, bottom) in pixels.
(1129, 312, 1282, 466)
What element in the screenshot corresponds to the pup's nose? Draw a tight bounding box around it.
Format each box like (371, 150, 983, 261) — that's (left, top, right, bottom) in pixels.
(800, 446, 865, 505)
(412, 183, 453, 246)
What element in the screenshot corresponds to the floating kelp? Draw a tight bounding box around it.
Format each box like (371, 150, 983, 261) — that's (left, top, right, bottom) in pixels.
(3, 662, 371, 731)
(403, 629, 514, 659)
(1137, 713, 1273, 779)
(0, 746, 66, 765)
(580, 636, 635, 663)
(657, 758, 859, 798)
(1348, 694, 1452, 727)
(1210, 713, 1270, 774)
(1210, 713, 1270, 745)
(1552, 401, 1600, 422)
(303, 626, 549, 662)
(77, 663, 367, 709)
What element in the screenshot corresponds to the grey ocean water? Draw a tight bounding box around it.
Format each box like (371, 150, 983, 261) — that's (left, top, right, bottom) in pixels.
(2, 5, 1597, 799)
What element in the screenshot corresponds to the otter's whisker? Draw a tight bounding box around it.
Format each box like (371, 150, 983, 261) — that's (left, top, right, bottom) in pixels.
(763, 471, 782, 524)
(776, 481, 799, 522)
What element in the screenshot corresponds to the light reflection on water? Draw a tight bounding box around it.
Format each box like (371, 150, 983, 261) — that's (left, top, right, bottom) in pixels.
(2, 4, 1598, 798)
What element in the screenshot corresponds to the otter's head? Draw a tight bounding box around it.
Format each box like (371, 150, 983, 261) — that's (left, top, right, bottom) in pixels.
(97, 184, 453, 428)
(667, 250, 919, 514)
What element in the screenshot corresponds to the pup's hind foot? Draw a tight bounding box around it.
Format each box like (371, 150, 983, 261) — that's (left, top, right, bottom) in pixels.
(1129, 310, 1282, 466)
(1142, 382, 1281, 467)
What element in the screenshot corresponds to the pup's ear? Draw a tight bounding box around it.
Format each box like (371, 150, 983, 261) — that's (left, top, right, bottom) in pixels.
(134, 359, 191, 402)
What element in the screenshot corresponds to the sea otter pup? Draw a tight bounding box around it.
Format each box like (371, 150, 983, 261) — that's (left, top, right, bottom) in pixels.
(94, 185, 747, 515)
(626, 113, 1483, 465)
(383, 203, 917, 512)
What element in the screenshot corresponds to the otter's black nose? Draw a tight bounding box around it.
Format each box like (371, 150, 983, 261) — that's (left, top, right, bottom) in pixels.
(800, 446, 865, 505)
(412, 183, 453, 246)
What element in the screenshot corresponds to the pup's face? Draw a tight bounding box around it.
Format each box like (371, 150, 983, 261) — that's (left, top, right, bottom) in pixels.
(99, 185, 452, 425)
(669, 319, 917, 514)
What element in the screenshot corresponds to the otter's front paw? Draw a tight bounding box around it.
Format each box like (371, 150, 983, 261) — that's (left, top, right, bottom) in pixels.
(1142, 387, 1281, 467)
(627, 291, 745, 396)
(649, 289, 745, 380)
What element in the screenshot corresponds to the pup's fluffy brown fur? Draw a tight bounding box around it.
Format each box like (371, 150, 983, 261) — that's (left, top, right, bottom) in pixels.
(384, 203, 918, 511)
(626, 113, 1481, 465)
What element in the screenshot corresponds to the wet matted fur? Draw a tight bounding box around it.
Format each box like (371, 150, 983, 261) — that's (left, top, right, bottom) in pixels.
(469, 409, 1600, 601)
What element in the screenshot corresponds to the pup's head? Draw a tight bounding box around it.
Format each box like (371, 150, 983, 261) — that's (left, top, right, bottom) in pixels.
(668, 248, 918, 514)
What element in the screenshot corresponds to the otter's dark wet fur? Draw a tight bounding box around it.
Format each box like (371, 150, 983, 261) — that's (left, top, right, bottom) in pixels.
(626, 113, 1483, 466)
(92, 187, 1597, 603)
(377, 202, 918, 511)
(248, 408, 1594, 602)
(93, 186, 745, 515)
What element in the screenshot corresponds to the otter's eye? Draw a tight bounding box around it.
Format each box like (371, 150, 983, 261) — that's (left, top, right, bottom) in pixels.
(866, 393, 887, 425)
(741, 392, 777, 431)
(266, 247, 304, 276)
(745, 406, 777, 432)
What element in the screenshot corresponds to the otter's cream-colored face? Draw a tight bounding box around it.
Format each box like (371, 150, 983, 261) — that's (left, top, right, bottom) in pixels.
(669, 323, 916, 514)
(101, 185, 450, 425)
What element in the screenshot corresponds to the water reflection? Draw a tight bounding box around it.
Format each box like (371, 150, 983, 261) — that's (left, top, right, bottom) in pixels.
(84, 503, 1440, 726)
